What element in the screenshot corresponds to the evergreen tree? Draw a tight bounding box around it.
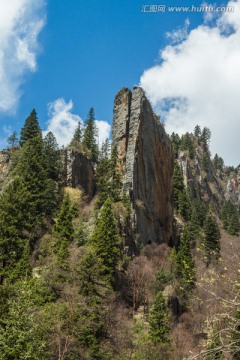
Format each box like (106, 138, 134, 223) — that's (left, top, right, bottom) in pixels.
(19, 109, 41, 147)
(109, 145, 122, 201)
(78, 249, 110, 299)
(221, 201, 239, 236)
(213, 154, 224, 171)
(170, 132, 181, 159)
(44, 132, 62, 182)
(173, 162, 192, 220)
(53, 193, 74, 261)
(180, 132, 195, 159)
(202, 153, 209, 173)
(178, 189, 192, 221)
(82, 108, 99, 164)
(0, 177, 33, 282)
(90, 199, 120, 276)
(70, 121, 82, 148)
(203, 212, 221, 263)
(7, 131, 18, 148)
(194, 125, 201, 137)
(201, 127, 211, 149)
(173, 162, 185, 210)
(175, 224, 196, 294)
(16, 136, 58, 221)
(149, 291, 171, 345)
(95, 144, 122, 209)
(0, 280, 50, 359)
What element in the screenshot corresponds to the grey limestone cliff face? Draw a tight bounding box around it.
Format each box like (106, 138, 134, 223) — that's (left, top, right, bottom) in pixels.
(112, 87, 174, 245)
(225, 168, 240, 204)
(63, 149, 95, 199)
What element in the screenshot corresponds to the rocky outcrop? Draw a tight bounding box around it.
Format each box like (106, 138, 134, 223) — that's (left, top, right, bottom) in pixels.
(112, 87, 173, 245)
(63, 149, 95, 200)
(178, 149, 224, 212)
(224, 168, 240, 204)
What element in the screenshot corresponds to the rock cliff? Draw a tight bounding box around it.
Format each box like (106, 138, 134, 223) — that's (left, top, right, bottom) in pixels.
(112, 87, 174, 245)
(63, 149, 95, 200)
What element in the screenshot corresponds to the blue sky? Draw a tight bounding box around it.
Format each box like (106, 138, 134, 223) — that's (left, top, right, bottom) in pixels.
(0, 0, 239, 165)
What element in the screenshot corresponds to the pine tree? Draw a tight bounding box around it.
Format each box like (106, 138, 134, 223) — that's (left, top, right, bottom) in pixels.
(178, 189, 192, 221)
(175, 224, 196, 294)
(16, 135, 58, 221)
(194, 125, 201, 137)
(109, 145, 122, 201)
(149, 291, 171, 345)
(221, 201, 239, 236)
(53, 193, 74, 261)
(170, 132, 181, 159)
(0, 281, 50, 359)
(69, 121, 82, 148)
(7, 131, 18, 148)
(201, 127, 211, 149)
(173, 162, 185, 210)
(90, 199, 120, 276)
(19, 109, 41, 147)
(78, 249, 110, 299)
(44, 132, 62, 182)
(202, 153, 209, 173)
(203, 212, 221, 263)
(82, 108, 99, 164)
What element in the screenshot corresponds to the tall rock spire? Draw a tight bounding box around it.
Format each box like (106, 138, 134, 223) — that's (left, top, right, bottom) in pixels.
(112, 86, 174, 245)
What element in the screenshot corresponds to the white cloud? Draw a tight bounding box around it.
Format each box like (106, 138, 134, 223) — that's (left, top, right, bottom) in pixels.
(140, 0, 240, 166)
(44, 98, 111, 148)
(95, 120, 111, 147)
(0, 0, 46, 113)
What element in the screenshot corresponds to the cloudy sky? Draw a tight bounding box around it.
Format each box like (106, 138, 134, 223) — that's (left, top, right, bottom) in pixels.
(0, 0, 239, 165)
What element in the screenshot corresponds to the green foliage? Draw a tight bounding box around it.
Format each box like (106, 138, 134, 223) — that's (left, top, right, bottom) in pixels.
(213, 154, 224, 171)
(231, 310, 240, 359)
(221, 200, 239, 236)
(201, 127, 211, 149)
(19, 109, 41, 147)
(16, 135, 58, 220)
(90, 199, 120, 276)
(202, 153, 210, 173)
(0, 178, 33, 281)
(7, 131, 18, 148)
(149, 291, 171, 345)
(95, 145, 122, 209)
(0, 280, 50, 359)
(204, 325, 224, 359)
(180, 132, 195, 159)
(78, 249, 110, 299)
(154, 267, 173, 293)
(194, 125, 201, 137)
(70, 121, 82, 147)
(173, 162, 192, 220)
(175, 224, 196, 296)
(203, 212, 221, 263)
(82, 107, 99, 164)
(43, 131, 62, 182)
(53, 193, 74, 261)
(170, 132, 181, 159)
(173, 162, 185, 210)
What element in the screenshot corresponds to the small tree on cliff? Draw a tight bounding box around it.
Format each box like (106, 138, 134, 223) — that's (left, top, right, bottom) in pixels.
(82, 108, 99, 164)
(203, 212, 221, 263)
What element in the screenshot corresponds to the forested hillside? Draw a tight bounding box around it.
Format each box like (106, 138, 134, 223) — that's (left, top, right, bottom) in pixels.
(0, 88, 239, 360)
